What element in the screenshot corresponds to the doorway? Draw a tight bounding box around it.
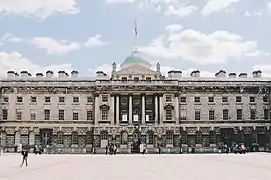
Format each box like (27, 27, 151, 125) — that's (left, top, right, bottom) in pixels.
(131, 129, 141, 153)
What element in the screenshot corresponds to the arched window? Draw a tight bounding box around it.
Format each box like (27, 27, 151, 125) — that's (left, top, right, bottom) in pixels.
(166, 131, 174, 144)
(72, 132, 78, 144)
(86, 131, 93, 145)
(120, 131, 128, 144)
(100, 130, 108, 140)
(146, 131, 154, 145)
(57, 132, 64, 144)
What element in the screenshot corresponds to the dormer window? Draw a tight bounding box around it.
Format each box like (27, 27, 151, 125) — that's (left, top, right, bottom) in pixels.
(122, 77, 128, 82)
(134, 77, 139, 82)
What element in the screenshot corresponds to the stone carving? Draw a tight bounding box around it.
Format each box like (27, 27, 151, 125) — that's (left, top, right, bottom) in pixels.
(62, 127, 73, 135)
(200, 127, 211, 134)
(19, 127, 29, 135)
(77, 127, 88, 135)
(53, 127, 60, 134)
(33, 127, 40, 134)
(4, 127, 16, 134)
(186, 127, 197, 134)
(243, 127, 253, 134)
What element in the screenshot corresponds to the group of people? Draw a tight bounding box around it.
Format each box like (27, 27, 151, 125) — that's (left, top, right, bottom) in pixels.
(106, 144, 117, 155)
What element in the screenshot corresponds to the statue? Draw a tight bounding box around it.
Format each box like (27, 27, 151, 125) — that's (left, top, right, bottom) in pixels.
(112, 62, 116, 73)
(156, 62, 160, 72)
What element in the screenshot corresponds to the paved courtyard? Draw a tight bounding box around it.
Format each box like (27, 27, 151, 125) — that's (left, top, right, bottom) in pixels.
(0, 153, 271, 180)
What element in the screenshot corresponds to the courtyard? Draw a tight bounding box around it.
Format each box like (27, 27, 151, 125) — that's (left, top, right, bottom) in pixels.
(0, 153, 271, 180)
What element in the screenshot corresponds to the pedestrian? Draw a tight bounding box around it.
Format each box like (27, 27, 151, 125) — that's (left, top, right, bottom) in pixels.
(20, 148, 28, 167)
(105, 145, 108, 155)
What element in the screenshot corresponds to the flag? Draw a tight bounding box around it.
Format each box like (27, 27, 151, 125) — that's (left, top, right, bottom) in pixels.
(134, 20, 137, 36)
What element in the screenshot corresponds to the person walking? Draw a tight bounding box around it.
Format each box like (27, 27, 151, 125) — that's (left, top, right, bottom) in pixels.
(20, 148, 28, 167)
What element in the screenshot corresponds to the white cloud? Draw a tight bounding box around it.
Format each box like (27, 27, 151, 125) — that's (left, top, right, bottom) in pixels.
(165, 24, 183, 33)
(164, 4, 197, 18)
(0, 33, 23, 46)
(253, 64, 271, 77)
(31, 37, 80, 55)
(84, 35, 108, 48)
(106, 0, 196, 18)
(202, 0, 241, 16)
(244, 11, 262, 17)
(139, 28, 262, 65)
(0, 52, 74, 77)
(0, 0, 79, 19)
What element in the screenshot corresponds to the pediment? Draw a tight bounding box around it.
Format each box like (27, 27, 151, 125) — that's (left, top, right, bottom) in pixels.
(113, 64, 161, 76)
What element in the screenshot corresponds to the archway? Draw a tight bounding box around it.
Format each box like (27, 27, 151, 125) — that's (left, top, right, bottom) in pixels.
(100, 130, 108, 148)
(132, 129, 141, 153)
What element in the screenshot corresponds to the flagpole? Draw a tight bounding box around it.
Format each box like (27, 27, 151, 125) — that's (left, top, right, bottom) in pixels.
(134, 19, 138, 52)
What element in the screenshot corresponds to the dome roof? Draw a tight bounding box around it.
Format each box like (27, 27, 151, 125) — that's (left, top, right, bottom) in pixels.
(121, 51, 151, 69)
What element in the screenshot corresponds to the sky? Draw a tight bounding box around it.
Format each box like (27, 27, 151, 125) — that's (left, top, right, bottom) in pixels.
(0, 0, 271, 78)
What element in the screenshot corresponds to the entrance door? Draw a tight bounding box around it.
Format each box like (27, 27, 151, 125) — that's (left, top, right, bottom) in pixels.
(40, 129, 52, 148)
(132, 130, 141, 153)
(220, 128, 234, 146)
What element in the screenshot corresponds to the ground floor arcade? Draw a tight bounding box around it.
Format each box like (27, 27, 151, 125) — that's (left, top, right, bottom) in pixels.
(0, 125, 270, 153)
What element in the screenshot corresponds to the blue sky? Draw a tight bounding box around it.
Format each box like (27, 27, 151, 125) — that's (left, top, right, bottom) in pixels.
(0, 0, 271, 77)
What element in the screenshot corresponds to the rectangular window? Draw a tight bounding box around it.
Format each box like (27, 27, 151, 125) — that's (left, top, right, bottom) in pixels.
(223, 109, 229, 120)
(236, 96, 242, 103)
(209, 110, 215, 120)
(102, 95, 108, 102)
(44, 109, 50, 120)
(180, 97, 186, 103)
(237, 109, 243, 120)
(2, 109, 8, 120)
(208, 97, 214, 103)
(250, 109, 256, 120)
(101, 108, 108, 120)
(222, 96, 228, 103)
(59, 96, 65, 103)
(263, 96, 268, 103)
(45, 96, 51, 103)
(194, 97, 200, 103)
(134, 77, 139, 82)
(121, 110, 127, 121)
(122, 77, 128, 82)
(59, 110, 64, 120)
(121, 97, 128, 105)
(30, 111, 36, 120)
(87, 96, 93, 103)
(73, 112, 79, 120)
(264, 109, 269, 120)
(165, 109, 172, 120)
(3, 96, 9, 103)
(16, 110, 22, 120)
(195, 110, 200, 120)
(145, 110, 153, 121)
(31, 96, 37, 103)
(250, 96, 255, 103)
(73, 97, 79, 103)
(17, 96, 23, 103)
(165, 95, 172, 102)
(180, 109, 187, 120)
(87, 110, 93, 120)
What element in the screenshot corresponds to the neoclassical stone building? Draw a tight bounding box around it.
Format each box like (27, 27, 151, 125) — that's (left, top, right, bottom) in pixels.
(0, 51, 271, 153)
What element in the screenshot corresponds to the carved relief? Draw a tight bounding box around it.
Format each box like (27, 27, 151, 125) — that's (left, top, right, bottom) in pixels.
(186, 127, 197, 134)
(243, 127, 253, 134)
(200, 127, 211, 135)
(62, 127, 73, 135)
(19, 127, 29, 135)
(77, 127, 88, 135)
(4, 127, 16, 134)
(53, 127, 60, 134)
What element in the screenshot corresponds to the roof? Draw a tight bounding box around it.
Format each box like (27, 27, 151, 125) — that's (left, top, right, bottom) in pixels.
(113, 64, 161, 75)
(121, 51, 151, 69)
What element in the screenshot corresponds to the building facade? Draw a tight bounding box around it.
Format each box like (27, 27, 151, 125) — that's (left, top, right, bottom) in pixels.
(0, 51, 271, 153)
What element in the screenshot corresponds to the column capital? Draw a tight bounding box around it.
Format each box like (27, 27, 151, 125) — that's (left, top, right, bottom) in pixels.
(157, 93, 164, 96)
(140, 93, 146, 96)
(94, 93, 99, 97)
(110, 93, 116, 97)
(174, 92, 179, 97)
(128, 93, 133, 96)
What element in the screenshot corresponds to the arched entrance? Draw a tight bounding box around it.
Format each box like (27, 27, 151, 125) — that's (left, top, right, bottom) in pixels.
(131, 129, 141, 153)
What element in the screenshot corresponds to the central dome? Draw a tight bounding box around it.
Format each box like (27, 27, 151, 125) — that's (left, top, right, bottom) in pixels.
(121, 51, 151, 69)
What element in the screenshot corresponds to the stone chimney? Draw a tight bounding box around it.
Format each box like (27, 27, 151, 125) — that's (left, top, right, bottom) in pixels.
(7, 71, 16, 78)
(20, 71, 29, 77)
(190, 70, 200, 77)
(239, 73, 247, 78)
(36, 73, 43, 78)
(215, 70, 226, 78)
(71, 70, 79, 78)
(228, 73, 236, 78)
(252, 70, 262, 78)
(46, 70, 54, 77)
(58, 71, 66, 78)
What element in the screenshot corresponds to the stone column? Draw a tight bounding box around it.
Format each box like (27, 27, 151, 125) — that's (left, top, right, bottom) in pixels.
(110, 94, 115, 125)
(116, 95, 120, 124)
(129, 94, 133, 123)
(94, 93, 99, 125)
(142, 94, 145, 123)
(155, 94, 159, 124)
(159, 94, 164, 124)
(175, 93, 179, 124)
